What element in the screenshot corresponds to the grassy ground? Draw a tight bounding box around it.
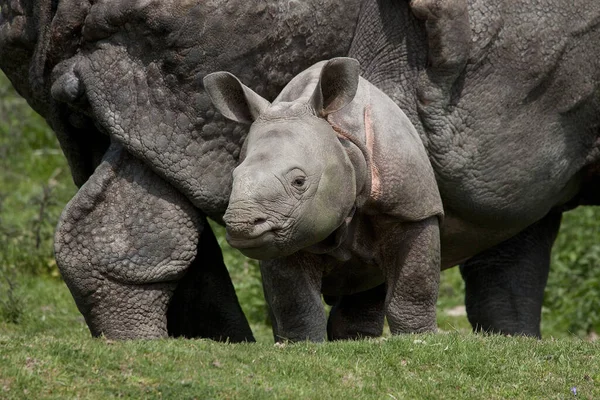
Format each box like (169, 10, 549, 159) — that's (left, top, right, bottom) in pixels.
(2, 334, 599, 398)
(2, 275, 599, 399)
(1, 71, 600, 398)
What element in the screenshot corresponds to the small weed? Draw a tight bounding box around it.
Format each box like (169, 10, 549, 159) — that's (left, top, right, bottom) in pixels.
(31, 182, 57, 250)
(0, 267, 24, 324)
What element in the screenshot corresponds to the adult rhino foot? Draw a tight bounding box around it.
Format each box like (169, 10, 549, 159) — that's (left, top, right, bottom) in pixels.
(81, 278, 175, 339)
(55, 143, 251, 340)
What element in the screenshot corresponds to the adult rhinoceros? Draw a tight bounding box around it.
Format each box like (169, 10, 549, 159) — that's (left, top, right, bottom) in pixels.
(1, 0, 598, 339)
(349, 0, 599, 337)
(0, 0, 363, 340)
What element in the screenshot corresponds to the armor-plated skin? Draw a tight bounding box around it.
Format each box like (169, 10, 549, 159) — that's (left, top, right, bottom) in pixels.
(205, 58, 443, 341)
(1, 0, 599, 339)
(0, 0, 363, 339)
(350, 0, 600, 336)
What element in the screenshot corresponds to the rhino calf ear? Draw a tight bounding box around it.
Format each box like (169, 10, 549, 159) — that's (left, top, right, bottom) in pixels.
(203, 72, 270, 124)
(311, 57, 361, 116)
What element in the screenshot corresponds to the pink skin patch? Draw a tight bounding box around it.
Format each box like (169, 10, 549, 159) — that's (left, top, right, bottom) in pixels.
(327, 106, 382, 202)
(364, 106, 382, 201)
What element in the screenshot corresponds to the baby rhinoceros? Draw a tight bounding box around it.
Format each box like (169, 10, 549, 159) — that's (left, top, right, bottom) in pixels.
(204, 57, 443, 342)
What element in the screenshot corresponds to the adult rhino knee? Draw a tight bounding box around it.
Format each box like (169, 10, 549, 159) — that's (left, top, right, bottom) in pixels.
(55, 144, 253, 341)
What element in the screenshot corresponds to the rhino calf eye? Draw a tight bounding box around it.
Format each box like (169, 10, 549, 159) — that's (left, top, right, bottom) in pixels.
(292, 177, 306, 187)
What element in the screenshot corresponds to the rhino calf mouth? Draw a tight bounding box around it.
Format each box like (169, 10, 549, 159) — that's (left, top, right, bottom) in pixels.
(225, 230, 275, 249)
(224, 222, 287, 260)
(223, 215, 291, 260)
(223, 205, 285, 248)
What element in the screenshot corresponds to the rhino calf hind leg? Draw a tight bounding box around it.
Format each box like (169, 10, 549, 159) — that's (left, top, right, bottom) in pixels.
(326, 284, 386, 341)
(460, 212, 563, 338)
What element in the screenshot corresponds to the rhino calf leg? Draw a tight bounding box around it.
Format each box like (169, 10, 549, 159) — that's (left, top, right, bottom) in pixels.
(460, 212, 562, 338)
(260, 254, 327, 342)
(382, 217, 441, 334)
(326, 284, 386, 340)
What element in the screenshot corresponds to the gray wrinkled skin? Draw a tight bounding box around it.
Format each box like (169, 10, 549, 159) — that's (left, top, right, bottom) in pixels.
(0, 0, 362, 339)
(55, 143, 201, 338)
(204, 57, 444, 341)
(54, 0, 363, 219)
(350, 0, 600, 337)
(1, 0, 599, 339)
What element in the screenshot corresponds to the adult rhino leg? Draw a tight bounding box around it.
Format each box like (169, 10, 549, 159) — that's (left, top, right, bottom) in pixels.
(326, 284, 386, 341)
(55, 143, 251, 340)
(460, 212, 563, 338)
(167, 222, 254, 342)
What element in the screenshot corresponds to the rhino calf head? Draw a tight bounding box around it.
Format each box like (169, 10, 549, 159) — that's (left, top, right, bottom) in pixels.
(204, 58, 365, 260)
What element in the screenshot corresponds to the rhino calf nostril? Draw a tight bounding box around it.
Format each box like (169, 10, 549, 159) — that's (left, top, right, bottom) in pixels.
(253, 217, 267, 225)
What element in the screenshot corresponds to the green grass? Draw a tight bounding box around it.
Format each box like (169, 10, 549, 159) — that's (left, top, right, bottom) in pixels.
(0, 72, 77, 284)
(1, 70, 600, 398)
(2, 275, 599, 399)
(1, 335, 598, 400)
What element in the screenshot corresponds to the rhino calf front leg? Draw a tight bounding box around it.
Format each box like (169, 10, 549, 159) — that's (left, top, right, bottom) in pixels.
(381, 217, 441, 334)
(260, 254, 327, 342)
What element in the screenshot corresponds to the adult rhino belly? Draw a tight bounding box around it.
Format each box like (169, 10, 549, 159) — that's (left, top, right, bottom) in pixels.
(438, 171, 580, 269)
(426, 2, 600, 234)
(430, 95, 590, 267)
(430, 112, 587, 228)
(424, 4, 600, 267)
